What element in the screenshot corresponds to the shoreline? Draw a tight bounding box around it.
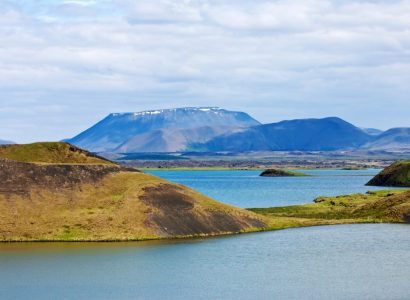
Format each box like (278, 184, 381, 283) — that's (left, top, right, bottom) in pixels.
(2, 189, 408, 243)
(0, 219, 405, 243)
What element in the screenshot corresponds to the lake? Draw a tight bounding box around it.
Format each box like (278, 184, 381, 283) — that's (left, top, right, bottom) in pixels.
(1, 169, 409, 300)
(147, 169, 387, 207)
(1, 224, 409, 300)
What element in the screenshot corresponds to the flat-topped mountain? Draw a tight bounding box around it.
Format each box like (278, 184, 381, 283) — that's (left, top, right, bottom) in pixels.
(367, 161, 410, 187)
(199, 117, 373, 152)
(0, 142, 268, 241)
(361, 128, 410, 151)
(67, 107, 260, 152)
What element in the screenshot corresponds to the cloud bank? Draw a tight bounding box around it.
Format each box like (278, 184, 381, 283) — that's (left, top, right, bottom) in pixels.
(0, 0, 409, 142)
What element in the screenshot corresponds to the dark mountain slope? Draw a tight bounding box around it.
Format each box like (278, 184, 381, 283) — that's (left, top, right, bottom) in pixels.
(200, 117, 373, 152)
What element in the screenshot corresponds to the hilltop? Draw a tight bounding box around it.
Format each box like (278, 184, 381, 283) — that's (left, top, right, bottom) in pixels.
(0, 142, 268, 241)
(0, 142, 113, 164)
(367, 161, 410, 187)
(66, 107, 260, 152)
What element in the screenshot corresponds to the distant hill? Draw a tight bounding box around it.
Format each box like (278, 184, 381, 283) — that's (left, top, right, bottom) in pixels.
(0, 142, 267, 241)
(0, 139, 14, 145)
(361, 128, 410, 151)
(66, 107, 260, 152)
(367, 161, 410, 187)
(361, 128, 383, 136)
(197, 117, 373, 152)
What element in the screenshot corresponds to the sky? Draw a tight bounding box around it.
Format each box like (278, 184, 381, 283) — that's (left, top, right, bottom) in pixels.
(0, 0, 410, 143)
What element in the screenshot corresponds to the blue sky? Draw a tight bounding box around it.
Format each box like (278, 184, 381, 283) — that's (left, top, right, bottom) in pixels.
(1, 0, 409, 142)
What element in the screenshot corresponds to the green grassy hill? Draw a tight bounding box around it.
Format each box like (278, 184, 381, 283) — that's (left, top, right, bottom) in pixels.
(0, 142, 268, 241)
(0, 142, 114, 165)
(367, 161, 410, 187)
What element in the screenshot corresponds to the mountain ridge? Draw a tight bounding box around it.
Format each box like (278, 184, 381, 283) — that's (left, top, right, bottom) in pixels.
(67, 107, 260, 152)
(361, 128, 410, 151)
(197, 117, 373, 152)
(65, 107, 409, 153)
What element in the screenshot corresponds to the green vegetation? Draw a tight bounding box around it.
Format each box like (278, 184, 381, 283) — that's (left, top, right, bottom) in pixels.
(0, 142, 114, 165)
(251, 189, 410, 230)
(260, 168, 309, 177)
(367, 160, 410, 187)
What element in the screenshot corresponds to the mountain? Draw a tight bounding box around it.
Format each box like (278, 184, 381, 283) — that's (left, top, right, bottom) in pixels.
(0, 139, 14, 145)
(67, 107, 260, 152)
(0, 142, 267, 241)
(116, 126, 246, 153)
(367, 161, 410, 187)
(361, 128, 410, 151)
(197, 117, 373, 152)
(361, 128, 383, 136)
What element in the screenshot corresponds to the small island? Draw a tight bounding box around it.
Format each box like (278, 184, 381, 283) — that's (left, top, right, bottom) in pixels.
(260, 168, 309, 177)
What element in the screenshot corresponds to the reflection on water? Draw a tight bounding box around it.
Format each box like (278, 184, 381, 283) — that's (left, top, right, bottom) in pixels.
(1, 224, 410, 300)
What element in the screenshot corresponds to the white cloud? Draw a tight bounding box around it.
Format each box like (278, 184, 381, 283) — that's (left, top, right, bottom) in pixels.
(0, 0, 409, 142)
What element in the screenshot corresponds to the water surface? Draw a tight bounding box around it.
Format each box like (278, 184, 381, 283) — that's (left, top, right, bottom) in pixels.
(148, 169, 387, 207)
(1, 224, 409, 300)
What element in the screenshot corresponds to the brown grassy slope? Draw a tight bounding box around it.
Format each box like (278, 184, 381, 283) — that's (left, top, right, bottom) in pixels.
(367, 161, 410, 187)
(0, 142, 114, 164)
(0, 159, 268, 241)
(250, 189, 410, 229)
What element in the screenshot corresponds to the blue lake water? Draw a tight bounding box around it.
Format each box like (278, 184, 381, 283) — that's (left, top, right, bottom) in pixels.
(1, 224, 409, 300)
(147, 169, 387, 207)
(2, 169, 409, 299)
